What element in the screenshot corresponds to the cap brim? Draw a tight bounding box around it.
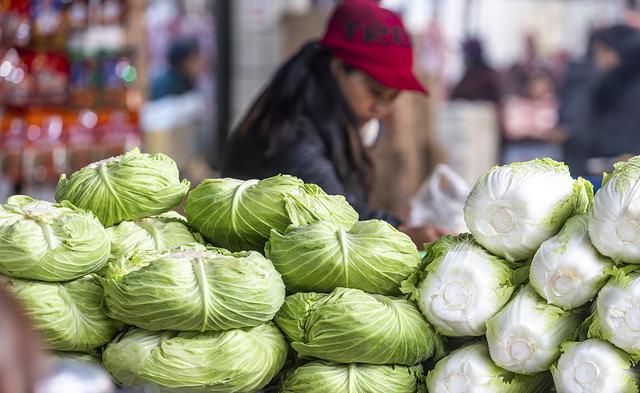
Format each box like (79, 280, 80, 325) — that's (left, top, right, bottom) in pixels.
(340, 56, 429, 94)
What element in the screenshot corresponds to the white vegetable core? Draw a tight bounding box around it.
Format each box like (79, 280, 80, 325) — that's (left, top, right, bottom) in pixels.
(553, 274, 578, 294)
(491, 207, 516, 233)
(616, 220, 640, 243)
(574, 361, 599, 384)
(445, 373, 468, 393)
(443, 282, 472, 309)
(508, 338, 534, 362)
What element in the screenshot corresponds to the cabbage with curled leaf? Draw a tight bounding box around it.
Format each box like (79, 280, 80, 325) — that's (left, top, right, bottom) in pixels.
(185, 175, 358, 252)
(266, 220, 419, 295)
(102, 324, 288, 393)
(3, 275, 119, 352)
(101, 243, 285, 331)
(0, 195, 110, 281)
(105, 212, 200, 269)
(274, 287, 442, 366)
(55, 148, 190, 227)
(280, 361, 424, 393)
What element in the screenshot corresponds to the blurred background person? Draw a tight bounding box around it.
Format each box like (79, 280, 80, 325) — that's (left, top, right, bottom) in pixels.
(563, 24, 640, 179)
(150, 37, 203, 100)
(501, 67, 564, 163)
(451, 37, 500, 104)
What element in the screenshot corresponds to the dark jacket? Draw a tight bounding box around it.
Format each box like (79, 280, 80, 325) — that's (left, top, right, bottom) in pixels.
(222, 118, 402, 226)
(563, 64, 640, 177)
(150, 69, 195, 101)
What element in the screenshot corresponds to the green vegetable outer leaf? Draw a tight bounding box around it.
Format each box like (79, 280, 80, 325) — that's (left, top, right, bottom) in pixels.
(0, 196, 110, 281)
(427, 341, 553, 393)
(275, 287, 443, 366)
(279, 361, 424, 393)
(101, 243, 286, 331)
(102, 324, 288, 393)
(551, 339, 640, 393)
(55, 148, 190, 227)
(464, 158, 593, 261)
(103, 212, 200, 274)
(265, 220, 419, 295)
(3, 275, 119, 351)
(404, 234, 517, 337)
(185, 175, 358, 252)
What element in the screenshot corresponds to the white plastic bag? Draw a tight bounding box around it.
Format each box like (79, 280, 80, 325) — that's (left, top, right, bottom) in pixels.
(408, 164, 469, 233)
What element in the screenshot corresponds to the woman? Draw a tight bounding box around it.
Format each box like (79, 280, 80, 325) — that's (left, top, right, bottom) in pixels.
(223, 0, 448, 244)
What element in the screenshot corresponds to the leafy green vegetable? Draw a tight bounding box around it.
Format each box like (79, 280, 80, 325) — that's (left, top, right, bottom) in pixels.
(464, 158, 592, 261)
(275, 287, 442, 366)
(185, 175, 358, 252)
(102, 324, 288, 393)
(530, 214, 612, 309)
(56, 148, 190, 227)
(266, 220, 419, 295)
(101, 243, 285, 331)
(551, 339, 640, 393)
(3, 275, 119, 351)
(402, 234, 521, 337)
(427, 342, 552, 393)
(105, 212, 200, 270)
(586, 265, 640, 360)
(486, 285, 582, 374)
(280, 361, 424, 393)
(0, 195, 110, 281)
(589, 156, 640, 263)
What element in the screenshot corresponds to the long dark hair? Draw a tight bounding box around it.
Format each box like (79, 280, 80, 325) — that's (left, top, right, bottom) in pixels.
(235, 41, 374, 192)
(592, 25, 640, 114)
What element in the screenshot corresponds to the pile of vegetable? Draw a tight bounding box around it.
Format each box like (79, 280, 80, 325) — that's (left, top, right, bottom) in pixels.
(3, 148, 640, 392)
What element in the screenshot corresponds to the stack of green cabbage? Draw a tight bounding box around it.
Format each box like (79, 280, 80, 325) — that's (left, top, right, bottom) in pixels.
(0, 195, 119, 352)
(51, 150, 292, 392)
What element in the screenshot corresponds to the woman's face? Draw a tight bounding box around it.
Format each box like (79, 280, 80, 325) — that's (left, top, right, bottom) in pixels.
(332, 59, 400, 127)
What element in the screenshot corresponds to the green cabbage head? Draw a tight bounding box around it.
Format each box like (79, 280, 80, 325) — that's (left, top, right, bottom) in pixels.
(55, 148, 190, 227)
(280, 361, 425, 393)
(266, 220, 419, 295)
(464, 158, 592, 261)
(101, 243, 285, 331)
(105, 211, 201, 269)
(185, 175, 358, 252)
(0, 195, 110, 281)
(102, 324, 288, 393)
(274, 287, 443, 366)
(3, 275, 119, 351)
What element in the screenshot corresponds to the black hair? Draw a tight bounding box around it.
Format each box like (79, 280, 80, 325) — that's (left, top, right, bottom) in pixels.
(592, 25, 640, 114)
(167, 37, 200, 69)
(235, 41, 374, 192)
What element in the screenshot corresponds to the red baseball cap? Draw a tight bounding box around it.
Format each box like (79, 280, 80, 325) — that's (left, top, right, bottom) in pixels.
(320, 0, 427, 94)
